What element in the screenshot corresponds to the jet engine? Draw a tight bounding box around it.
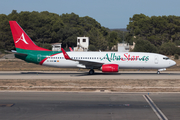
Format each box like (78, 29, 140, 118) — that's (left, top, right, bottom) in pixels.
(101, 64, 119, 72)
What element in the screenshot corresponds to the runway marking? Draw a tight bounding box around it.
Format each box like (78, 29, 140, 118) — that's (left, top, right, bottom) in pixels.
(143, 95, 168, 120)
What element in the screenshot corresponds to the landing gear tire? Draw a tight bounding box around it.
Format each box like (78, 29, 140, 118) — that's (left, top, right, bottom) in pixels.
(89, 69, 94, 75)
(157, 71, 160, 74)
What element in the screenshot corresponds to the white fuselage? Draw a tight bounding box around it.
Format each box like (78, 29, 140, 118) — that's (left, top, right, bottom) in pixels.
(42, 52, 176, 70)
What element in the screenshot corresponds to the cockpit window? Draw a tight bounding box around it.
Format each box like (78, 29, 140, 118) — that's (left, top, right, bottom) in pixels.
(163, 57, 169, 60)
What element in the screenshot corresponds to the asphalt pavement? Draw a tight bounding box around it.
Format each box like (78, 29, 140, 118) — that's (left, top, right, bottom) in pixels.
(0, 71, 180, 80)
(0, 92, 179, 120)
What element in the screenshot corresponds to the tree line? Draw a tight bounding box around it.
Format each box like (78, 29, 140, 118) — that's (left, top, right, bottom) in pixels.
(0, 11, 180, 55)
(0, 10, 123, 51)
(126, 14, 180, 55)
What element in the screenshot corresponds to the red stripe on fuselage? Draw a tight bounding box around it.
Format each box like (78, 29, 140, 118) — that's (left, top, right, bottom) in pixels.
(39, 53, 61, 65)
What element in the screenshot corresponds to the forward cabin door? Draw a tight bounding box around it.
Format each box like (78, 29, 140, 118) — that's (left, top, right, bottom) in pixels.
(154, 55, 158, 64)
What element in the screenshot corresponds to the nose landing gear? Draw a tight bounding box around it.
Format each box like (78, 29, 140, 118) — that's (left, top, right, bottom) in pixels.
(157, 68, 166, 74)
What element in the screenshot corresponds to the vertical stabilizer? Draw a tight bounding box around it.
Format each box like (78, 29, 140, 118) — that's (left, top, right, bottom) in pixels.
(9, 21, 50, 51)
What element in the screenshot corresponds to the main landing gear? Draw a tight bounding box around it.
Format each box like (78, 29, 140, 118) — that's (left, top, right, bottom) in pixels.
(89, 69, 94, 75)
(157, 71, 160, 74)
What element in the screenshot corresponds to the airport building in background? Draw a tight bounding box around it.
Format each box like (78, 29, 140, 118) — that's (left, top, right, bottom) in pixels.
(74, 37, 89, 52)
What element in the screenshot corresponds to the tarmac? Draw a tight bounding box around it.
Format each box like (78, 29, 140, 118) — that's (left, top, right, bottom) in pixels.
(0, 71, 180, 120)
(0, 92, 179, 120)
(0, 71, 180, 80)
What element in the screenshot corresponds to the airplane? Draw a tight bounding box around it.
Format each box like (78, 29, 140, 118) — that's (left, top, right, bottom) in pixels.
(9, 21, 176, 75)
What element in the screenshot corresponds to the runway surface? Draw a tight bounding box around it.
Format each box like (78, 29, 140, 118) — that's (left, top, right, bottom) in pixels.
(0, 92, 179, 120)
(0, 71, 180, 80)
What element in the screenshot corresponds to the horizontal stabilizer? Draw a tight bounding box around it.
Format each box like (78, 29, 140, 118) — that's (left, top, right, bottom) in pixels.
(11, 50, 28, 57)
(11, 50, 17, 53)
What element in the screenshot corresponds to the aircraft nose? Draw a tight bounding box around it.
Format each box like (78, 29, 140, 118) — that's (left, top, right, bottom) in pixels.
(171, 60, 176, 66)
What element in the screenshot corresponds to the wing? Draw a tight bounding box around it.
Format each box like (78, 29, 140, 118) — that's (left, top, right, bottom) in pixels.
(61, 48, 104, 69)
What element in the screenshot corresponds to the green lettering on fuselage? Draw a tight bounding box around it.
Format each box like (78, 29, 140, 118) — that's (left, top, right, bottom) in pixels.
(101, 53, 149, 62)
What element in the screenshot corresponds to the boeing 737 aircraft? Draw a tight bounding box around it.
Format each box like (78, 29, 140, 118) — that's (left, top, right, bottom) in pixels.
(9, 21, 176, 74)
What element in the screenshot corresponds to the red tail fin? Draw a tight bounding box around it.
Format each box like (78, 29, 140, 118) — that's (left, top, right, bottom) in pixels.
(9, 21, 50, 51)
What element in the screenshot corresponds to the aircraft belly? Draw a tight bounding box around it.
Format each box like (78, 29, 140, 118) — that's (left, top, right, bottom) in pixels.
(117, 61, 156, 69)
(42, 60, 78, 68)
(117, 61, 169, 69)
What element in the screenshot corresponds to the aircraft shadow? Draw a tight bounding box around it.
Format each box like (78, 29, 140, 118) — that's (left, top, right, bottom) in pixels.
(0, 72, 179, 76)
(75, 72, 180, 76)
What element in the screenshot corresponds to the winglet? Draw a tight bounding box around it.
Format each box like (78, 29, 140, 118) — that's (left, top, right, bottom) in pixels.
(69, 47, 73, 51)
(61, 48, 71, 60)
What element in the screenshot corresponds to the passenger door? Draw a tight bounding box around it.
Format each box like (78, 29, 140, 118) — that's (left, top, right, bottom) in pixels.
(154, 55, 158, 64)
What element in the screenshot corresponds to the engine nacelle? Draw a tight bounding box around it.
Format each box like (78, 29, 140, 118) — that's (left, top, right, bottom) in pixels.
(101, 64, 119, 72)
